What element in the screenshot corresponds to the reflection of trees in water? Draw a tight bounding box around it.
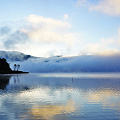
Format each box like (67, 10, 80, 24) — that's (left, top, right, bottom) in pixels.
(0, 75, 29, 91)
(12, 75, 29, 91)
(0, 76, 11, 90)
(13, 75, 20, 84)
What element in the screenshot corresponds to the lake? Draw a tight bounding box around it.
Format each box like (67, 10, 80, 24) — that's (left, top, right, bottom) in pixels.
(0, 73, 120, 120)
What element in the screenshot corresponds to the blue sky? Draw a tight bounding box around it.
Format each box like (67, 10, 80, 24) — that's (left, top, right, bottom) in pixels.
(0, 0, 120, 57)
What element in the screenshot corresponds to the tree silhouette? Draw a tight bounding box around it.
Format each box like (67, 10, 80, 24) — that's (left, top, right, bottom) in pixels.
(0, 58, 27, 74)
(0, 58, 12, 73)
(17, 64, 20, 71)
(14, 64, 17, 71)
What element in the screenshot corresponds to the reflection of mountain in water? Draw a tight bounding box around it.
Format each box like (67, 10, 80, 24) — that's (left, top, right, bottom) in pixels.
(0, 76, 11, 90)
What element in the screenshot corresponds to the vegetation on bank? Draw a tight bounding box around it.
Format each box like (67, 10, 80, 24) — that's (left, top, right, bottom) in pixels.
(0, 58, 28, 74)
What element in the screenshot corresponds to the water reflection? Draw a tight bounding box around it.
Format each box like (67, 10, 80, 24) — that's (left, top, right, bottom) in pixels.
(26, 100, 75, 120)
(0, 75, 10, 90)
(13, 75, 20, 84)
(88, 89, 120, 111)
(7, 75, 29, 91)
(0, 73, 120, 120)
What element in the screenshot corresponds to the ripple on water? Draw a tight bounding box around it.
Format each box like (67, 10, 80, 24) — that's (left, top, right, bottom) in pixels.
(0, 73, 120, 120)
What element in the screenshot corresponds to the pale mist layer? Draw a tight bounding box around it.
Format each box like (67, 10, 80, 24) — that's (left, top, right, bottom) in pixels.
(1, 51, 119, 73)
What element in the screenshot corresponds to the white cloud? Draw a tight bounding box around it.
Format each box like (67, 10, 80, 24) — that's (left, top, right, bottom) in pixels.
(26, 15, 71, 29)
(23, 15, 73, 44)
(64, 14, 69, 20)
(90, 0, 120, 16)
(76, 0, 88, 7)
(2, 14, 81, 57)
(0, 14, 120, 57)
(81, 28, 120, 55)
(77, 0, 120, 16)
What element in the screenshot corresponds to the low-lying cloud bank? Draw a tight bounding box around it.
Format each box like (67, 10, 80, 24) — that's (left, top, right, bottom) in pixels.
(10, 54, 120, 72)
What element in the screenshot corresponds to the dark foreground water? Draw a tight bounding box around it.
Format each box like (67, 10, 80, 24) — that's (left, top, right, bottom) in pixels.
(0, 73, 120, 120)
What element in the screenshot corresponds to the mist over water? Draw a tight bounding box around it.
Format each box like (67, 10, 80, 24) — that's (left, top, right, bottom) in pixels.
(0, 73, 120, 120)
(9, 54, 120, 73)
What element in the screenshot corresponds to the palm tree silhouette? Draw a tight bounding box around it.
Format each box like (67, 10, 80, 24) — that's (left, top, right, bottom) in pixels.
(17, 64, 20, 71)
(14, 64, 17, 71)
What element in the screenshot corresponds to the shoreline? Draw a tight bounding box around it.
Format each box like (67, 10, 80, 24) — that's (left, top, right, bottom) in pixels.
(0, 71, 29, 74)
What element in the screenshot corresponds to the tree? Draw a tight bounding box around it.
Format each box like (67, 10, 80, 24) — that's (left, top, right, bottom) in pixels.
(14, 64, 17, 71)
(17, 64, 20, 71)
(0, 58, 12, 73)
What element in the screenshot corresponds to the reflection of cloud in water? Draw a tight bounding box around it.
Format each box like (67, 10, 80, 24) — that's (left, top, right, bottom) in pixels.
(14, 87, 120, 114)
(87, 89, 120, 111)
(15, 87, 75, 104)
(18, 88, 120, 120)
(14, 87, 76, 120)
(8, 73, 120, 91)
(27, 100, 75, 120)
(1, 74, 120, 120)
(0, 87, 120, 120)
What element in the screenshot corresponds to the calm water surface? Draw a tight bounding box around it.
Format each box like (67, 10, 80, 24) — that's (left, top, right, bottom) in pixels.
(0, 73, 120, 120)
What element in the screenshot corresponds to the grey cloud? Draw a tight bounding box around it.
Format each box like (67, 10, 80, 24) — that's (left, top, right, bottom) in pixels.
(0, 26, 11, 35)
(4, 30, 28, 49)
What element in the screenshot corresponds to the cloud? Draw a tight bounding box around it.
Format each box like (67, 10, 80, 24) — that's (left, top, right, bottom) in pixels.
(77, 0, 120, 16)
(0, 26, 10, 35)
(76, 0, 88, 7)
(23, 15, 73, 45)
(81, 28, 120, 55)
(26, 14, 71, 29)
(0, 14, 120, 57)
(3, 30, 28, 49)
(0, 15, 82, 57)
(64, 14, 69, 20)
(19, 15, 80, 56)
(90, 0, 120, 16)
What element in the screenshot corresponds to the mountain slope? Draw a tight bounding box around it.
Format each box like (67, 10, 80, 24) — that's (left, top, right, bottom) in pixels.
(0, 51, 36, 61)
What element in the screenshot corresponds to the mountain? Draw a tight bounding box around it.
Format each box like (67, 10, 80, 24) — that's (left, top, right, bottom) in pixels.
(0, 50, 120, 72)
(0, 51, 36, 61)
